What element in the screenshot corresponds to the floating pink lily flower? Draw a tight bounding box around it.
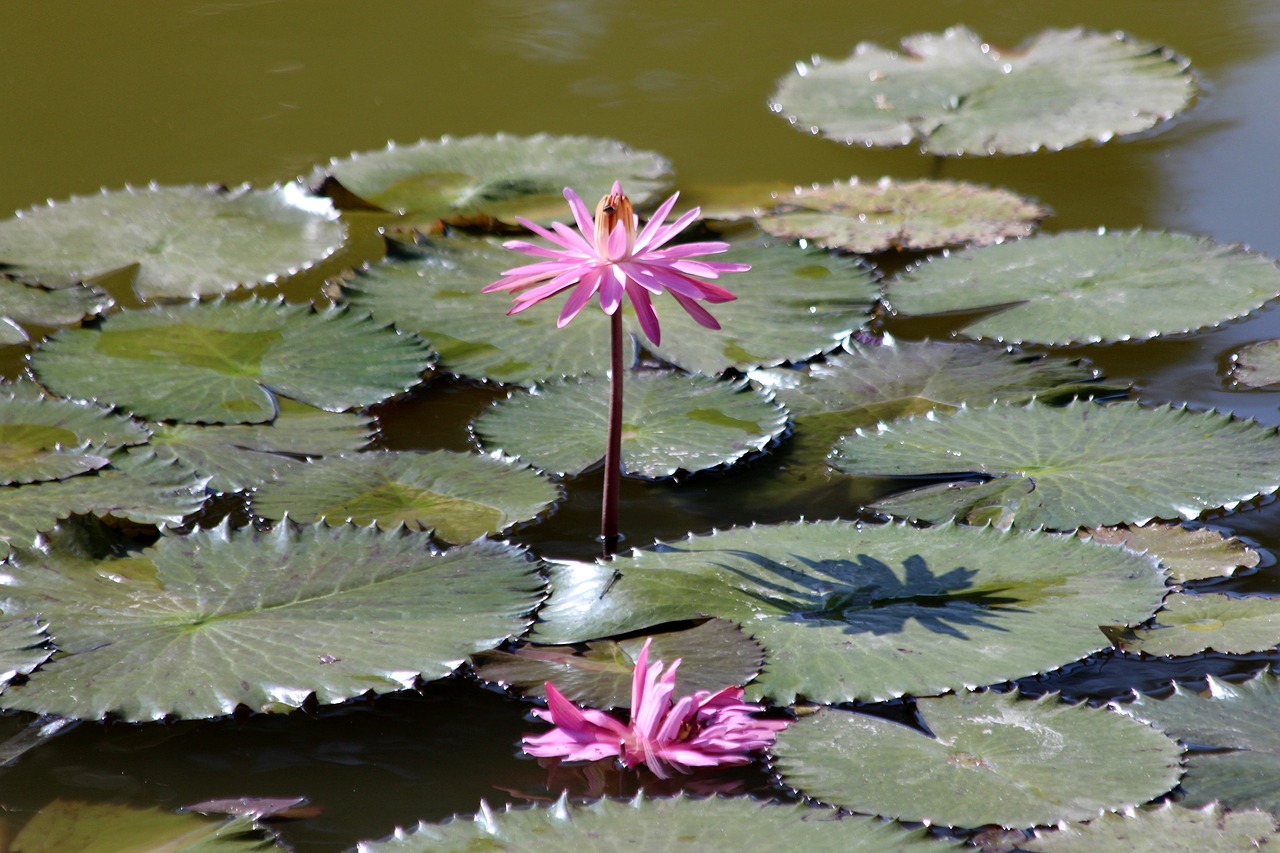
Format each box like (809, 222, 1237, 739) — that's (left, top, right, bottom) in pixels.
(521, 639, 788, 779)
(483, 182, 748, 345)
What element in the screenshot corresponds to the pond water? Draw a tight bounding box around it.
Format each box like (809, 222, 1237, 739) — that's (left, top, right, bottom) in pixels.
(2, 1, 1280, 849)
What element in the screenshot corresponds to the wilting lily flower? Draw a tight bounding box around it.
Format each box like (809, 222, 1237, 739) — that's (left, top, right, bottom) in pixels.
(521, 639, 787, 779)
(483, 182, 748, 345)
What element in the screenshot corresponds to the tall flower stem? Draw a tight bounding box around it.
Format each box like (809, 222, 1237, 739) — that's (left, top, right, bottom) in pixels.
(601, 310, 624, 558)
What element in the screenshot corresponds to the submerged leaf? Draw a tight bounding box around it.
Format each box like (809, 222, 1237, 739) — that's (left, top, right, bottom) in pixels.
(473, 372, 788, 478)
(1121, 670, 1280, 813)
(533, 521, 1165, 704)
(834, 401, 1280, 530)
(311, 134, 671, 227)
(8, 800, 283, 852)
(771, 27, 1195, 155)
(0, 525, 544, 721)
(357, 794, 960, 852)
(757, 178, 1046, 252)
(31, 298, 432, 424)
(251, 450, 560, 543)
(774, 692, 1182, 829)
(472, 619, 765, 709)
(0, 183, 344, 299)
(885, 229, 1280, 345)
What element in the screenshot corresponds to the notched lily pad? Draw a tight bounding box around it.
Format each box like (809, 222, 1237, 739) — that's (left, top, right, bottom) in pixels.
(31, 298, 433, 424)
(251, 450, 560, 543)
(310, 134, 671, 228)
(757, 178, 1046, 253)
(1022, 801, 1280, 852)
(7, 800, 283, 852)
(0, 448, 209, 558)
(0, 183, 344, 299)
(0, 276, 111, 342)
(773, 691, 1182, 829)
(1085, 523, 1259, 582)
(0, 383, 149, 485)
(357, 793, 960, 852)
(1117, 593, 1280, 657)
(533, 521, 1166, 705)
(1228, 339, 1280, 388)
(885, 229, 1280, 346)
(835, 401, 1280, 530)
(0, 524, 545, 721)
(471, 618, 765, 709)
(147, 399, 373, 493)
(770, 26, 1195, 155)
(472, 372, 788, 478)
(0, 616, 52, 686)
(1121, 669, 1280, 813)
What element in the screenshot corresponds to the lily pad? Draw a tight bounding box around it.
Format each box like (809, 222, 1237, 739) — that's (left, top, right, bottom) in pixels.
(833, 401, 1280, 530)
(31, 298, 432, 424)
(471, 619, 765, 709)
(0, 384, 149, 485)
(0, 183, 344, 299)
(770, 27, 1195, 155)
(774, 692, 1182, 829)
(1121, 670, 1280, 813)
(357, 793, 960, 852)
(884, 230, 1280, 346)
(1116, 593, 1280, 657)
(0, 616, 52, 685)
(533, 521, 1166, 704)
(1022, 802, 1280, 852)
(757, 178, 1046, 253)
(1085, 524, 1259, 583)
(147, 400, 373, 493)
(1228, 340, 1280, 388)
(472, 372, 788, 478)
(0, 277, 111, 342)
(8, 800, 283, 852)
(311, 134, 671, 228)
(348, 232, 876, 384)
(251, 450, 560, 543)
(0, 449, 209, 558)
(0, 524, 544, 721)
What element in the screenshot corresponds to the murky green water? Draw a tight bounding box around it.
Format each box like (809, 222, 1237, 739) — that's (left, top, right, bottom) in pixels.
(1, 1, 1279, 848)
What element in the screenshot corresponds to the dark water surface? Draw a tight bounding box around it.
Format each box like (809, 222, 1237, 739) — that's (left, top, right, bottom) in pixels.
(2, 1, 1280, 848)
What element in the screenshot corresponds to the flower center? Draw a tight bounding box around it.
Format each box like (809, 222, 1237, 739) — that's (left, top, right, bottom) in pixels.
(594, 189, 635, 258)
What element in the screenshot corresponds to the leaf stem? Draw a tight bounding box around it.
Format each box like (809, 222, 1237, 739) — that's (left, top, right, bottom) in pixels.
(601, 311, 624, 558)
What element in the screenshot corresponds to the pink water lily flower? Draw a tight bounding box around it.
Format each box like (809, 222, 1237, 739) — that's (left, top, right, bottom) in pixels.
(483, 182, 748, 345)
(521, 639, 788, 779)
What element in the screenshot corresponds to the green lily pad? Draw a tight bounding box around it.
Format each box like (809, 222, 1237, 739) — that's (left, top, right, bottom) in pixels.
(757, 178, 1046, 253)
(533, 521, 1166, 704)
(0, 616, 52, 685)
(1228, 340, 1280, 388)
(358, 793, 961, 852)
(775, 692, 1181, 829)
(0, 449, 209, 558)
(0, 183, 345, 299)
(770, 27, 1195, 155)
(0, 383, 149, 485)
(1022, 802, 1280, 852)
(833, 401, 1280, 530)
(0, 277, 111, 341)
(884, 230, 1280, 346)
(471, 619, 765, 709)
(147, 400, 373, 493)
(251, 450, 560, 543)
(0, 524, 544, 721)
(1121, 670, 1280, 813)
(472, 372, 788, 478)
(1084, 524, 1259, 583)
(1116, 593, 1280, 657)
(311, 134, 671, 227)
(31, 298, 432, 424)
(8, 800, 283, 852)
